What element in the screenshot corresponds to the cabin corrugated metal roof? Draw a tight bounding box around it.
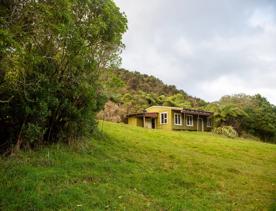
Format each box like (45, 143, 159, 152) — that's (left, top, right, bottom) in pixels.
(181, 109, 213, 116)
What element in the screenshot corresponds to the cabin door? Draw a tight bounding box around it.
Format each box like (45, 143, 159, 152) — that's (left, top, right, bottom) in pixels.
(198, 118, 204, 131)
(145, 118, 153, 129)
(151, 118, 156, 129)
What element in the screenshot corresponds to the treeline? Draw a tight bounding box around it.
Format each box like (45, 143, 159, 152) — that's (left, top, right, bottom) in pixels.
(99, 69, 276, 143)
(0, 0, 127, 154)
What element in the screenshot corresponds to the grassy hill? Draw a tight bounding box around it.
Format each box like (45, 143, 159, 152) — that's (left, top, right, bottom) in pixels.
(1, 121, 275, 210)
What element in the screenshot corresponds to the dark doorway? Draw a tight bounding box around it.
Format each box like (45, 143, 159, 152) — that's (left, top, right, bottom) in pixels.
(151, 118, 156, 129)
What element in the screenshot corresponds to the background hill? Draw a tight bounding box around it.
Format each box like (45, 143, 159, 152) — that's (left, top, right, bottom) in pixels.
(98, 68, 207, 122)
(1, 121, 275, 210)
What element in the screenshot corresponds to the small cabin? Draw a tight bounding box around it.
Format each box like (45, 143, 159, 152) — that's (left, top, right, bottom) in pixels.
(126, 106, 213, 131)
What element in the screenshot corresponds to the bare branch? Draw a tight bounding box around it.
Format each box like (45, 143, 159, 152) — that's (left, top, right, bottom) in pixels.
(0, 96, 14, 103)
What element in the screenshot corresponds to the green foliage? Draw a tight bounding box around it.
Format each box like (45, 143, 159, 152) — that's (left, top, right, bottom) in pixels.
(164, 93, 192, 108)
(212, 126, 238, 138)
(206, 94, 276, 143)
(1, 121, 275, 210)
(0, 0, 127, 153)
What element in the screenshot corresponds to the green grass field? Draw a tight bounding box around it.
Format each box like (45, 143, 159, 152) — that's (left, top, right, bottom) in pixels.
(1, 121, 275, 210)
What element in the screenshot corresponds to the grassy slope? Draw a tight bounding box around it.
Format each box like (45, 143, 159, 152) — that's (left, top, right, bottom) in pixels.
(1, 121, 275, 210)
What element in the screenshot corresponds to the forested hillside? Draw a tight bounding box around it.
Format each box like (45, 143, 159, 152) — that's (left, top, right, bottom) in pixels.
(98, 68, 207, 121)
(98, 69, 276, 143)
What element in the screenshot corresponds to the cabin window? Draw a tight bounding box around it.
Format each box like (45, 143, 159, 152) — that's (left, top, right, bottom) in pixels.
(186, 115, 193, 126)
(160, 112, 168, 124)
(207, 117, 212, 127)
(174, 113, 182, 125)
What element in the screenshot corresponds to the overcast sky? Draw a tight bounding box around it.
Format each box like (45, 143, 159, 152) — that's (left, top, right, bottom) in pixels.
(114, 0, 276, 104)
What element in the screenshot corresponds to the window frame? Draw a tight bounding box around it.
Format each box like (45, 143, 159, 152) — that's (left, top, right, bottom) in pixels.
(186, 115, 193, 127)
(160, 112, 168, 124)
(174, 113, 182, 125)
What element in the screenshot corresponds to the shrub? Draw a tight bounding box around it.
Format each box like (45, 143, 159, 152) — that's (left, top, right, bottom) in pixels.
(213, 126, 238, 138)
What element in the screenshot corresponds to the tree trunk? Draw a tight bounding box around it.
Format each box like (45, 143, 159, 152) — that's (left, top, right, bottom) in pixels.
(13, 120, 25, 153)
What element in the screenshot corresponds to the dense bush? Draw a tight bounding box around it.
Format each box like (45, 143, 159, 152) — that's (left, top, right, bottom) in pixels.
(0, 0, 127, 153)
(207, 94, 276, 143)
(213, 126, 238, 138)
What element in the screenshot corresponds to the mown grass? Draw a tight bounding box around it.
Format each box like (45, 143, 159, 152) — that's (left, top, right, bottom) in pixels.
(1, 121, 276, 210)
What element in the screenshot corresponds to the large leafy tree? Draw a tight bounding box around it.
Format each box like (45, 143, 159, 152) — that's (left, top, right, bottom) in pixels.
(207, 103, 248, 129)
(0, 0, 127, 153)
(242, 94, 276, 142)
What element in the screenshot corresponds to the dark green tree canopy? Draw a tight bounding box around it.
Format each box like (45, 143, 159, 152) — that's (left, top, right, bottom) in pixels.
(0, 0, 127, 153)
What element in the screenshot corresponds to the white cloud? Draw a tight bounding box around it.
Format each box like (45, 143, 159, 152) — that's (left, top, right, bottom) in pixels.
(198, 75, 276, 104)
(115, 0, 276, 104)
